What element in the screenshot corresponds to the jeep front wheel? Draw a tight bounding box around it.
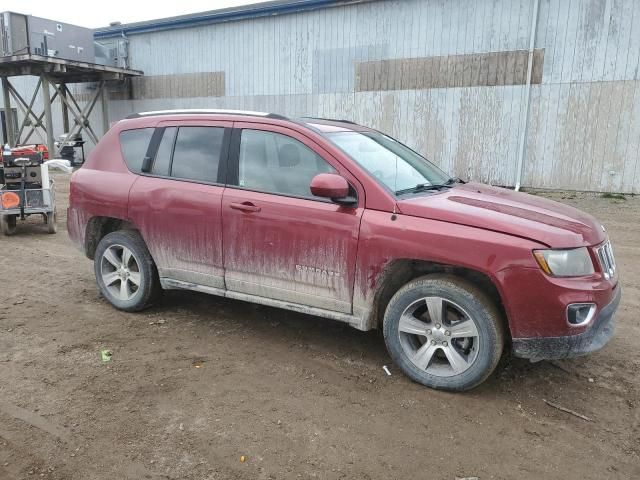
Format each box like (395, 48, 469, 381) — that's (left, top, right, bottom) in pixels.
(383, 275, 504, 392)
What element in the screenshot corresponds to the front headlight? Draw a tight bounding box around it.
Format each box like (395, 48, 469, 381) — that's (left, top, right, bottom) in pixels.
(533, 247, 594, 277)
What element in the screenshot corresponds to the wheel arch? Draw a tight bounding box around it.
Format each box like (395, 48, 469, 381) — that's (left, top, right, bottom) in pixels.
(84, 216, 139, 259)
(368, 259, 510, 340)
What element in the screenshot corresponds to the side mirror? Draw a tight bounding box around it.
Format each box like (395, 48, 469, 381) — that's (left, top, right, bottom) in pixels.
(310, 173, 357, 206)
(309, 173, 358, 207)
(310, 173, 348, 198)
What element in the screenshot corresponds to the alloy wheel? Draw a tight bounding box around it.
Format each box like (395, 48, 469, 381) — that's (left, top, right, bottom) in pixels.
(398, 296, 480, 377)
(100, 244, 142, 301)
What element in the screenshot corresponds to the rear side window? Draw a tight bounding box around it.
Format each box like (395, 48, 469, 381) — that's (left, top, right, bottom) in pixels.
(151, 127, 176, 176)
(171, 126, 225, 183)
(119, 128, 154, 173)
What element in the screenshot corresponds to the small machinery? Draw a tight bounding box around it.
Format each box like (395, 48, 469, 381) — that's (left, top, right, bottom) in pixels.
(0, 146, 57, 235)
(56, 133, 85, 166)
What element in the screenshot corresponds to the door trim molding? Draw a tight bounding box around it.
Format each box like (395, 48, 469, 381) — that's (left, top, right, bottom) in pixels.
(158, 268, 225, 289)
(225, 276, 351, 314)
(160, 277, 366, 330)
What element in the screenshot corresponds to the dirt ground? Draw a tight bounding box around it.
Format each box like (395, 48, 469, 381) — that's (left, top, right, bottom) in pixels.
(0, 173, 638, 480)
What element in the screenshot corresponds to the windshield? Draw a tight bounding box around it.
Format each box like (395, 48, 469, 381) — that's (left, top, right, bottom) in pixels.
(326, 131, 451, 195)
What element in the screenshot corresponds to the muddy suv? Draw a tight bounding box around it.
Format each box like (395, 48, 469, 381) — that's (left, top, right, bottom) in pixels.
(68, 109, 620, 391)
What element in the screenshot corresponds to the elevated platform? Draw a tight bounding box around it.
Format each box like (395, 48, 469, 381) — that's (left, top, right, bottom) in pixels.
(0, 54, 142, 82)
(1, 55, 143, 154)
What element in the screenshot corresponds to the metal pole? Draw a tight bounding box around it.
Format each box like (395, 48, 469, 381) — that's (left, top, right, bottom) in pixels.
(2, 77, 16, 146)
(100, 81, 110, 135)
(514, 0, 541, 191)
(61, 83, 70, 133)
(41, 75, 56, 158)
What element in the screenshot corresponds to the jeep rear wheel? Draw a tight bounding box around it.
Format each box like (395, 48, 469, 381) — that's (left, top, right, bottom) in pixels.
(383, 275, 504, 391)
(94, 230, 160, 312)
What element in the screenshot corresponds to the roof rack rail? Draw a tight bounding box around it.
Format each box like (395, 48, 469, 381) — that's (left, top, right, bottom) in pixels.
(125, 109, 289, 120)
(300, 116, 357, 125)
(265, 113, 288, 120)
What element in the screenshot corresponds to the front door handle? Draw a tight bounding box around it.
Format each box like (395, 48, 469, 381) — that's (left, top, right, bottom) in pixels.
(230, 201, 261, 213)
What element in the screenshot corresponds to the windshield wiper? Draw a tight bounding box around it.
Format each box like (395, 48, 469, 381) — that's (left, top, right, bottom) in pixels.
(444, 177, 465, 185)
(395, 183, 451, 195)
(395, 177, 465, 196)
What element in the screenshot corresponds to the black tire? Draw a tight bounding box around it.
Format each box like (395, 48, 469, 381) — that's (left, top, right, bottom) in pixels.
(383, 274, 504, 392)
(94, 230, 160, 312)
(46, 208, 57, 234)
(1, 214, 17, 236)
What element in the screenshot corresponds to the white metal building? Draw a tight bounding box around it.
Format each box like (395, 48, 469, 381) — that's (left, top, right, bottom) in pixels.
(4, 0, 640, 193)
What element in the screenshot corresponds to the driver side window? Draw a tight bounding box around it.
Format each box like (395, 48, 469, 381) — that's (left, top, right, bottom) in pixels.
(238, 129, 335, 198)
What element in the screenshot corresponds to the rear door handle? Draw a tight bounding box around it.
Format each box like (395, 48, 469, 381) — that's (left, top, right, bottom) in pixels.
(230, 201, 261, 213)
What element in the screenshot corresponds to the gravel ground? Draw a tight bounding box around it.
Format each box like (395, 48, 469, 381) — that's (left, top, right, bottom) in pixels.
(0, 174, 638, 479)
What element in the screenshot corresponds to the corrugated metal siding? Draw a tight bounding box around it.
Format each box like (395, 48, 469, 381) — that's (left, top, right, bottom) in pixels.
(4, 0, 640, 192)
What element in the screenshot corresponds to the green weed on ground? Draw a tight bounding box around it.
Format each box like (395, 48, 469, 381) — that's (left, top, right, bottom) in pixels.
(601, 192, 627, 200)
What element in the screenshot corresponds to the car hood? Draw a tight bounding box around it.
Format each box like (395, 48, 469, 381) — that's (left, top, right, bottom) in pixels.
(396, 183, 605, 247)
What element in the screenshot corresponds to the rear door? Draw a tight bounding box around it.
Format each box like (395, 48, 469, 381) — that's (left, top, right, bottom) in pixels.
(128, 120, 232, 290)
(222, 123, 363, 313)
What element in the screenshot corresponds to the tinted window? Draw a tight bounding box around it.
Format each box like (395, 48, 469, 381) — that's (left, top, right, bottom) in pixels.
(238, 130, 335, 198)
(151, 127, 176, 176)
(171, 127, 225, 183)
(119, 128, 154, 173)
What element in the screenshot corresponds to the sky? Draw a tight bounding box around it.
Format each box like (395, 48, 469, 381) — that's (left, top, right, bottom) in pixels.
(3, 0, 273, 28)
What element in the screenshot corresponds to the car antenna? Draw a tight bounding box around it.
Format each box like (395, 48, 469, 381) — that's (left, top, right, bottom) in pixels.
(391, 204, 398, 221)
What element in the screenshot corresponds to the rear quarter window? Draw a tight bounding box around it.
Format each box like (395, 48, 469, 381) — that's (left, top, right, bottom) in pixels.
(119, 128, 154, 173)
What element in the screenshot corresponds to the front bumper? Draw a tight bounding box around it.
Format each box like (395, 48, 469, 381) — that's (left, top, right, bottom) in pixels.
(512, 285, 621, 361)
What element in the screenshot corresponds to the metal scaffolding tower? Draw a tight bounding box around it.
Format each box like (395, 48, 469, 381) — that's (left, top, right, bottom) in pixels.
(0, 53, 142, 155)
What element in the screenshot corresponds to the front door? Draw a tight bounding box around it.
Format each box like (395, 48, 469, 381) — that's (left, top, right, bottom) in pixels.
(128, 120, 232, 290)
(222, 124, 363, 313)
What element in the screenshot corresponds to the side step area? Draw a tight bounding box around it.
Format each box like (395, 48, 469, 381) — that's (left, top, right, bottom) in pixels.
(160, 277, 364, 329)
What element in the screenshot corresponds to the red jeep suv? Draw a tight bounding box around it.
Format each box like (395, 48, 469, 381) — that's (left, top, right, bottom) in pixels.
(68, 109, 620, 391)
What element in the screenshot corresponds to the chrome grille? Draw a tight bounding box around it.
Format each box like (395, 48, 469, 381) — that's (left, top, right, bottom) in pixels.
(596, 241, 616, 279)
